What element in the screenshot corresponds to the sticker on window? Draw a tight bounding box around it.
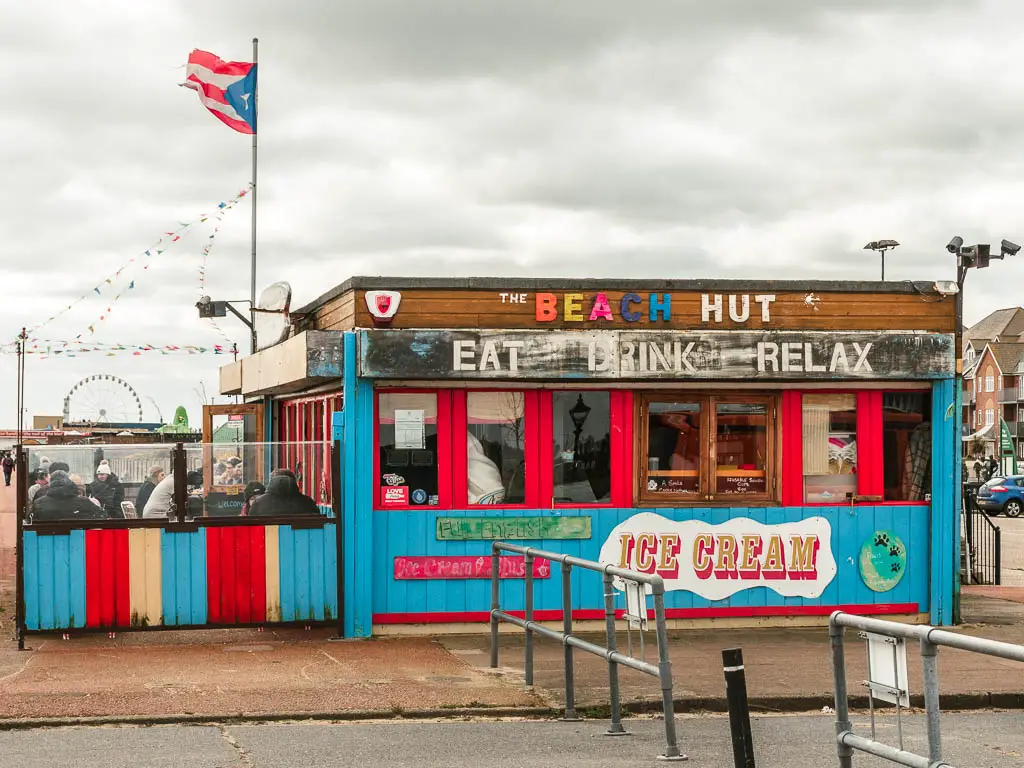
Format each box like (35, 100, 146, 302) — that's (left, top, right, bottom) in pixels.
(411, 488, 428, 505)
(381, 486, 409, 506)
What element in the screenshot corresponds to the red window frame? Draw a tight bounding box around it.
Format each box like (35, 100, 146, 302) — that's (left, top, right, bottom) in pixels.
(538, 390, 632, 508)
(781, 389, 930, 506)
(373, 389, 452, 511)
(452, 389, 542, 509)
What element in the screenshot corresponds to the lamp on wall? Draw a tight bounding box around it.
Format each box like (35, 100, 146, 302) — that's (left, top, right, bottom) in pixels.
(569, 394, 592, 464)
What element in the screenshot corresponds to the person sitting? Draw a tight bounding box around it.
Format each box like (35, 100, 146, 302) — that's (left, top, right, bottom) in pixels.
(69, 473, 103, 508)
(240, 481, 266, 516)
(136, 466, 165, 512)
(247, 469, 320, 517)
(27, 470, 49, 503)
(142, 473, 175, 519)
(31, 471, 107, 522)
(90, 461, 125, 518)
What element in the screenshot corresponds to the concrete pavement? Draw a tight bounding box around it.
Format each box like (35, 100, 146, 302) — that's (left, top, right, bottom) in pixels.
(2, 712, 1023, 767)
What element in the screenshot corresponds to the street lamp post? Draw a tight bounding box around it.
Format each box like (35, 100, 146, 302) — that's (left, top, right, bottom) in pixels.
(864, 240, 900, 281)
(568, 394, 592, 465)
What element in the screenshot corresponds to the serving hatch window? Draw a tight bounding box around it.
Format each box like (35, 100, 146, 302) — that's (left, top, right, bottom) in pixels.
(466, 391, 527, 505)
(802, 394, 857, 503)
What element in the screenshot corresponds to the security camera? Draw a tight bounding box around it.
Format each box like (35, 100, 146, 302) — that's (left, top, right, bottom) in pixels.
(1002, 239, 1021, 257)
(933, 281, 959, 296)
(946, 236, 964, 254)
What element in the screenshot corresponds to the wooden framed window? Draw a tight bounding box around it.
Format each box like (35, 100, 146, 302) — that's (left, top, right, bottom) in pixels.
(637, 393, 777, 504)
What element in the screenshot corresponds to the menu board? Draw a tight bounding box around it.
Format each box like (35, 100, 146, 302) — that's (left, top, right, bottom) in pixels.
(647, 476, 699, 494)
(717, 474, 767, 495)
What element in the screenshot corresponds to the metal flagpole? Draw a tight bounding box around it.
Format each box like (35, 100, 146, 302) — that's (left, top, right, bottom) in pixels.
(250, 36, 259, 355)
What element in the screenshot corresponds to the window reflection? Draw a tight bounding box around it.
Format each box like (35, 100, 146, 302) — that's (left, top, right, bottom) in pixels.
(553, 392, 611, 504)
(467, 392, 525, 505)
(645, 401, 701, 494)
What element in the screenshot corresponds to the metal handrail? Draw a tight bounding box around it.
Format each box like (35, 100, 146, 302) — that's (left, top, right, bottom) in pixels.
(829, 611, 1024, 768)
(489, 542, 686, 762)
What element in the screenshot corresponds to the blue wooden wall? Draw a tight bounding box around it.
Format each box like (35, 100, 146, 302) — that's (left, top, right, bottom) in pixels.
(23, 530, 87, 630)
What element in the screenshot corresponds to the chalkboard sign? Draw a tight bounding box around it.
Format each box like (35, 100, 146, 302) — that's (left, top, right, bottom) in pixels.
(647, 476, 699, 494)
(716, 474, 766, 494)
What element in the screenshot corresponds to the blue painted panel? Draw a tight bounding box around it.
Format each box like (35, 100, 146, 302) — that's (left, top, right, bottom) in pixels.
(160, 529, 207, 626)
(371, 505, 931, 619)
(278, 524, 339, 622)
(931, 378, 958, 625)
(23, 530, 86, 630)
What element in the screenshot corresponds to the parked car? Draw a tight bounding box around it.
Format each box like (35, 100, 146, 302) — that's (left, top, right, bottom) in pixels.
(975, 475, 1024, 517)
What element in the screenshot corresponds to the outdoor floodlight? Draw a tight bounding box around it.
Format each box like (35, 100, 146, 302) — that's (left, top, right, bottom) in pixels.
(933, 281, 959, 296)
(863, 239, 900, 280)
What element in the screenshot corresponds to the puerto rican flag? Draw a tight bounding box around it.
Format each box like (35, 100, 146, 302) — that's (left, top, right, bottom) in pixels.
(182, 49, 257, 134)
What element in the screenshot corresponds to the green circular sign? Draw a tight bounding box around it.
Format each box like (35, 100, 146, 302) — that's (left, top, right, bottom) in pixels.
(859, 530, 907, 593)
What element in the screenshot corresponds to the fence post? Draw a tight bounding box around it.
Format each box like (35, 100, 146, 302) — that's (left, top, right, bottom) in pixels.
(490, 546, 500, 670)
(995, 526, 1002, 585)
(561, 560, 579, 721)
(524, 550, 534, 687)
(652, 582, 685, 761)
(15, 448, 27, 651)
(920, 638, 943, 764)
(172, 443, 187, 523)
(829, 618, 854, 768)
(722, 648, 755, 768)
(602, 571, 627, 735)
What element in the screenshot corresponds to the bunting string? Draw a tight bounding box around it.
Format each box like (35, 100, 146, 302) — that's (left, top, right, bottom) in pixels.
(2, 339, 235, 358)
(8, 184, 251, 347)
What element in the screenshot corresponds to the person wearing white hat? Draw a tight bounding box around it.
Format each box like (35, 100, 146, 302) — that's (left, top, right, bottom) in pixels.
(89, 460, 125, 518)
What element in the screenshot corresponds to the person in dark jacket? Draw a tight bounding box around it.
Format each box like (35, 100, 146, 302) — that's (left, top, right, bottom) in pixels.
(31, 471, 107, 522)
(1, 453, 14, 486)
(240, 481, 266, 516)
(136, 466, 166, 513)
(90, 460, 125, 518)
(247, 470, 319, 517)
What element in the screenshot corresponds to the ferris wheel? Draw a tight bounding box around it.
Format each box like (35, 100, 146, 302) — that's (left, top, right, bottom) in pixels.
(63, 375, 144, 424)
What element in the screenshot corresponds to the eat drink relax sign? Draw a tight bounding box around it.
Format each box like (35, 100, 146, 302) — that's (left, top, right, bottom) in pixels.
(598, 512, 837, 601)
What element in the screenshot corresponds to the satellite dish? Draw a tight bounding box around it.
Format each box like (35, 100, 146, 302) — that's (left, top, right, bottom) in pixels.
(254, 281, 292, 351)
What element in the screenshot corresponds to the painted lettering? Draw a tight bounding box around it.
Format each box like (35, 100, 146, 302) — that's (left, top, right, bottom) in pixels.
(852, 342, 872, 372)
(648, 342, 671, 372)
(504, 341, 523, 372)
(635, 533, 658, 573)
(535, 293, 557, 322)
(761, 535, 787, 579)
(829, 343, 848, 373)
(589, 292, 614, 321)
(618, 534, 635, 569)
(782, 341, 802, 372)
(620, 341, 636, 371)
(649, 293, 671, 322)
(729, 294, 750, 323)
(805, 342, 826, 372)
(454, 339, 475, 371)
(702, 293, 723, 323)
(738, 535, 763, 580)
(588, 341, 614, 372)
(754, 294, 776, 321)
(758, 342, 780, 372)
(656, 533, 682, 579)
(788, 535, 820, 580)
(479, 340, 500, 371)
(564, 293, 584, 322)
(693, 534, 715, 579)
(713, 535, 739, 579)
(621, 293, 642, 322)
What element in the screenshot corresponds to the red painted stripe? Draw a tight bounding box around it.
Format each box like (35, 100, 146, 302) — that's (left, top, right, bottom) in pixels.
(857, 391, 884, 497)
(780, 391, 803, 505)
(611, 390, 633, 507)
(206, 526, 267, 624)
(372, 603, 921, 625)
(85, 529, 130, 628)
(188, 49, 254, 76)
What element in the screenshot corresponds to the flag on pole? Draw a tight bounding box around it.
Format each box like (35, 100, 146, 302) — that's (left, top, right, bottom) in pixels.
(182, 49, 257, 134)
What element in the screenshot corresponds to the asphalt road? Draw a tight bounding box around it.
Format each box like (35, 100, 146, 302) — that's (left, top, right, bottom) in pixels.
(996, 515, 1024, 586)
(0, 712, 1022, 767)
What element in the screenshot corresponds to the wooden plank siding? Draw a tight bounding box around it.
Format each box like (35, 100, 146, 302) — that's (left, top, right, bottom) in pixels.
(304, 288, 956, 333)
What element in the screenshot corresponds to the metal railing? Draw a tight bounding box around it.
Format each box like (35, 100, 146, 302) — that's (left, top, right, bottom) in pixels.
(997, 386, 1020, 403)
(962, 484, 1001, 585)
(829, 612, 1024, 767)
(489, 542, 686, 762)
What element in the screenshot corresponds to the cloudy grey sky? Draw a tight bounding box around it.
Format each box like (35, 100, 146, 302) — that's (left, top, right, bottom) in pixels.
(1, 0, 1021, 426)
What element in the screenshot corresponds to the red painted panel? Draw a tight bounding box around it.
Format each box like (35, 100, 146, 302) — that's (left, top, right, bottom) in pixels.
(611, 390, 634, 508)
(393, 556, 552, 580)
(206, 526, 267, 624)
(857, 391, 884, 497)
(781, 391, 803, 505)
(85, 529, 130, 628)
(372, 603, 921, 625)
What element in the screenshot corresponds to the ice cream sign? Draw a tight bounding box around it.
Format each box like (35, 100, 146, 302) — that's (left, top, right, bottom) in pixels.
(598, 513, 836, 601)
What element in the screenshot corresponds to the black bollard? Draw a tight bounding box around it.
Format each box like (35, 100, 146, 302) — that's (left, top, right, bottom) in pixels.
(722, 647, 756, 768)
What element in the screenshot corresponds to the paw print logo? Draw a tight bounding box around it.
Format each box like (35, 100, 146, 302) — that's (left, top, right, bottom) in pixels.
(889, 545, 903, 558)
(890, 562, 903, 573)
(874, 533, 890, 548)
